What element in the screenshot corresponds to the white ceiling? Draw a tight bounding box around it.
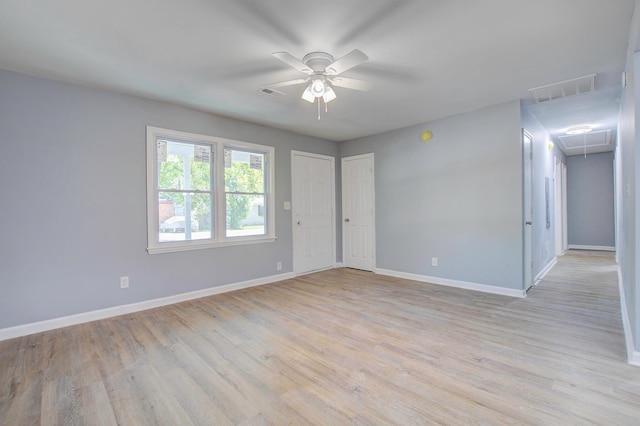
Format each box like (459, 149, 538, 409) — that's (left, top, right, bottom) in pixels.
(0, 0, 635, 147)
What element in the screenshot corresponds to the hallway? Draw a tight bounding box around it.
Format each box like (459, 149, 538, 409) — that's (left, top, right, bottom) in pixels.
(527, 250, 627, 363)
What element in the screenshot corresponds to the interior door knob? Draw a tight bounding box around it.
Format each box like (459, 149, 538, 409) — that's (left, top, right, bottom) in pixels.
(345, 218, 350, 222)
(297, 221, 301, 225)
(525, 221, 532, 225)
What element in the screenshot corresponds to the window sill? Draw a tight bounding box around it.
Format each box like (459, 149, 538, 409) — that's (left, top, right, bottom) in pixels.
(147, 236, 277, 254)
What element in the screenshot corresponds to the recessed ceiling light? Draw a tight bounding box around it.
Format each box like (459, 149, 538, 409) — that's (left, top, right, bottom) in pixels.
(566, 125, 593, 135)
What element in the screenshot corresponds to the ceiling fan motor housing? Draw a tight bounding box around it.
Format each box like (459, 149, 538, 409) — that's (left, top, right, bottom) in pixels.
(302, 52, 334, 73)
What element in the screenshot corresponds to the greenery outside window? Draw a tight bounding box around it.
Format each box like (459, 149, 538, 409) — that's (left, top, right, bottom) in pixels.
(225, 148, 267, 237)
(146, 126, 275, 254)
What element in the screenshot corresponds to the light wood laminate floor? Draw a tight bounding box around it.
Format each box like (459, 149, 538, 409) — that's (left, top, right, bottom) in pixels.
(1, 252, 639, 425)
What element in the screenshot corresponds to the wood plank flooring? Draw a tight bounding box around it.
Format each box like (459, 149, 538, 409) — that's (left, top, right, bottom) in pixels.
(1, 252, 639, 424)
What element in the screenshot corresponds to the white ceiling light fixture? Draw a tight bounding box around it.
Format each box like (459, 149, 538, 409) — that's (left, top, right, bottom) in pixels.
(310, 78, 325, 98)
(262, 49, 372, 119)
(302, 78, 336, 103)
(565, 125, 593, 135)
(323, 86, 336, 103)
(301, 86, 315, 103)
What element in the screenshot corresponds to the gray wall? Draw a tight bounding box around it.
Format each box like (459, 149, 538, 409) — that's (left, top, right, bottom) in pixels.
(340, 101, 524, 290)
(521, 105, 566, 276)
(567, 152, 615, 248)
(0, 69, 339, 329)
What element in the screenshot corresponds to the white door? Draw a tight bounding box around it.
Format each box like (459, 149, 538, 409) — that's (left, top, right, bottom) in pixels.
(342, 153, 375, 271)
(292, 151, 335, 274)
(523, 130, 534, 291)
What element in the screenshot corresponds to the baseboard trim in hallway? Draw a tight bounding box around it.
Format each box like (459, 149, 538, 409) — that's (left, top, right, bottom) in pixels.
(535, 257, 558, 285)
(618, 267, 640, 366)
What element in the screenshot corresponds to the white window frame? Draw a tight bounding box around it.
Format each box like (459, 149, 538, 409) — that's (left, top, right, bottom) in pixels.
(146, 126, 276, 254)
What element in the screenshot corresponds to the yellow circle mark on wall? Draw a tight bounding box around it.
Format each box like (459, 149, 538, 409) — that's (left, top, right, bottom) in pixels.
(421, 130, 433, 142)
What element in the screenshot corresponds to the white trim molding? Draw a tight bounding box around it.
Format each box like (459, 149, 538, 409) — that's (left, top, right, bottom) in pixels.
(0, 272, 295, 342)
(618, 268, 640, 366)
(568, 244, 615, 252)
(535, 258, 558, 285)
(375, 268, 526, 298)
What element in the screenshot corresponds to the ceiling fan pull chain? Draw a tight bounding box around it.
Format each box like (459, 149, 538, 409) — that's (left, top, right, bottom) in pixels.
(317, 99, 321, 120)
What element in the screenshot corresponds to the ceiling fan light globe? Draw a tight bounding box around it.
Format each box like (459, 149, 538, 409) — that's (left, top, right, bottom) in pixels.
(323, 86, 336, 103)
(301, 86, 315, 103)
(311, 78, 325, 97)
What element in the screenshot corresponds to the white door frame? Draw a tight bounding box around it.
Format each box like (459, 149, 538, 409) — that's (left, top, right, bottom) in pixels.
(341, 153, 375, 271)
(291, 150, 336, 275)
(522, 129, 534, 291)
(554, 156, 565, 256)
(562, 162, 568, 253)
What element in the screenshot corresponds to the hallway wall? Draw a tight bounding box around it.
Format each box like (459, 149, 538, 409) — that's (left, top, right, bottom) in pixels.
(521, 106, 566, 278)
(616, 0, 640, 363)
(567, 152, 615, 249)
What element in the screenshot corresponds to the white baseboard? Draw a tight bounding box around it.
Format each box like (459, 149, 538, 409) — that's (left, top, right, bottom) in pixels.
(0, 271, 296, 342)
(334, 262, 344, 268)
(568, 244, 615, 252)
(375, 268, 526, 298)
(618, 267, 640, 366)
(534, 258, 557, 285)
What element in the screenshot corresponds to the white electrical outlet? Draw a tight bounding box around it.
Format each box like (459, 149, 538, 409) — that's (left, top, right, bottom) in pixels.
(276, 262, 282, 271)
(431, 257, 438, 267)
(120, 276, 129, 289)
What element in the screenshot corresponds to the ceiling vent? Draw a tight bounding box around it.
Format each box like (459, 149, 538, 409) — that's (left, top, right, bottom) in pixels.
(529, 74, 596, 103)
(558, 129, 611, 151)
(260, 88, 285, 96)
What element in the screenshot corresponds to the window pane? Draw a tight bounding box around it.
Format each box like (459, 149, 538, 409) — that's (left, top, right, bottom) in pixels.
(226, 194, 265, 237)
(158, 140, 211, 191)
(159, 192, 211, 242)
(224, 149, 264, 193)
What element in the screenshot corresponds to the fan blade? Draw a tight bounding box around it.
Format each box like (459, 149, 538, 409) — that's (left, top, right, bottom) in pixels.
(262, 78, 309, 89)
(272, 52, 313, 75)
(325, 49, 368, 75)
(330, 77, 372, 92)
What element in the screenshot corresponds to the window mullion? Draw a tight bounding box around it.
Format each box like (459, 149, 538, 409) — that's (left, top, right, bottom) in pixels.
(225, 191, 264, 196)
(158, 189, 211, 194)
(216, 143, 227, 241)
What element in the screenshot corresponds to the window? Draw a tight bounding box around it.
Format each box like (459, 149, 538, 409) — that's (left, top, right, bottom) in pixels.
(146, 126, 275, 253)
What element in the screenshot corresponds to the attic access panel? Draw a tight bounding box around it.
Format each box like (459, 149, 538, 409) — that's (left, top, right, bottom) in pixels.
(557, 129, 611, 152)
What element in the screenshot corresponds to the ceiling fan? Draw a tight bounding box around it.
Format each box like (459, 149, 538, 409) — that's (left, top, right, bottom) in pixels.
(262, 49, 372, 119)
